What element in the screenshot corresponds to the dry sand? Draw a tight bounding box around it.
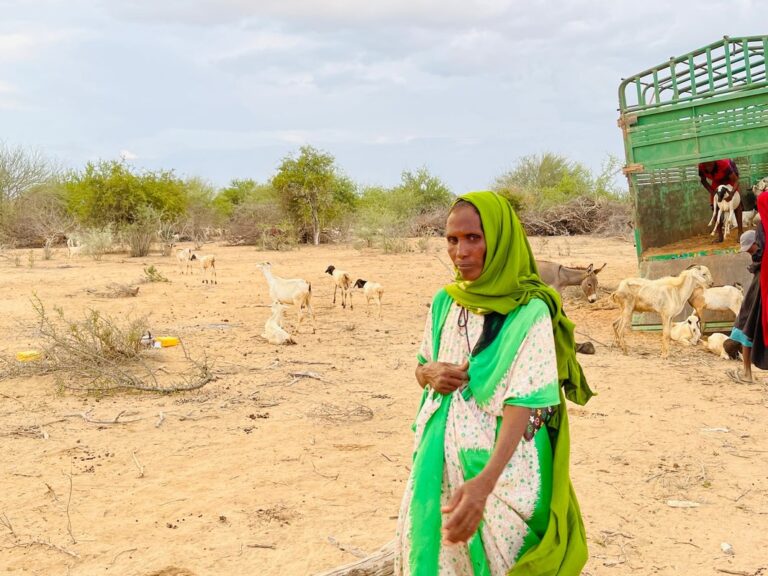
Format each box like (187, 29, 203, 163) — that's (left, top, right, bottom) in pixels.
(1, 236, 767, 576)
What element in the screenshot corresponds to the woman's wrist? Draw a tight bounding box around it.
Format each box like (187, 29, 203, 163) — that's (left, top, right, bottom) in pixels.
(472, 471, 498, 497)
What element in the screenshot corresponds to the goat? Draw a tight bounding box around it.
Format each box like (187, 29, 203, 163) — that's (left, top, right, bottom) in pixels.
(708, 184, 741, 239)
(612, 265, 713, 358)
(195, 254, 217, 284)
(176, 248, 195, 275)
(325, 265, 353, 310)
(353, 278, 384, 319)
(66, 237, 86, 259)
(705, 333, 741, 360)
(262, 302, 296, 345)
(256, 262, 316, 333)
(687, 284, 743, 332)
(670, 312, 701, 346)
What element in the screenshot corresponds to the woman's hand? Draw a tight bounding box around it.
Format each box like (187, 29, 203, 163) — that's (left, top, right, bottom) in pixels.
(416, 360, 469, 394)
(441, 477, 493, 545)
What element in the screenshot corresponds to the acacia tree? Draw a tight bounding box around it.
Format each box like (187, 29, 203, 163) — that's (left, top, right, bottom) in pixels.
(272, 146, 354, 245)
(493, 152, 592, 209)
(64, 160, 187, 227)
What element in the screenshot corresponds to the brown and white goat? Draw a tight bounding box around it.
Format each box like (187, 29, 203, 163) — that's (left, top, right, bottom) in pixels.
(194, 254, 217, 284)
(687, 284, 743, 332)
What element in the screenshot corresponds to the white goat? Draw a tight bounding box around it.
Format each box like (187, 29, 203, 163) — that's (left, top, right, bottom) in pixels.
(612, 265, 713, 358)
(670, 312, 701, 346)
(262, 302, 296, 345)
(708, 184, 740, 238)
(353, 278, 384, 319)
(176, 248, 195, 275)
(325, 265, 353, 309)
(66, 237, 86, 259)
(687, 284, 743, 332)
(705, 333, 740, 360)
(256, 262, 316, 333)
(194, 254, 217, 284)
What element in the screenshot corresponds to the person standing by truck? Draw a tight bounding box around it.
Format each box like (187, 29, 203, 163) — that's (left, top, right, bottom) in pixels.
(699, 159, 742, 242)
(728, 227, 765, 383)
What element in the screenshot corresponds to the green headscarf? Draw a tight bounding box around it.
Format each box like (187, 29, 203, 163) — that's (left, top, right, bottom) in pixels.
(445, 191, 593, 405)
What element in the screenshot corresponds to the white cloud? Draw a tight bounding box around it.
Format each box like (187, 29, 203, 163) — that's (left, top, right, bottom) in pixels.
(120, 149, 138, 160)
(0, 28, 94, 63)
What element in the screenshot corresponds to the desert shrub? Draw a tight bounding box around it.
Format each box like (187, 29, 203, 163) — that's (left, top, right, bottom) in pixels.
(79, 226, 115, 260)
(0, 297, 212, 394)
(225, 201, 298, 249)
(143, 265, 169, 283)
(382, 235, 412, 254)
(123, 209, 159, 257)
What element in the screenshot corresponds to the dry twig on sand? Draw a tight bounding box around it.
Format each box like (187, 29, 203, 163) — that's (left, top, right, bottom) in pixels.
(308, 402, 374, 424)
(64, 472, 75, 544)
(1, 539, 79, 559)
(0, 512, 15, 536)
(132, 451, 145, 478)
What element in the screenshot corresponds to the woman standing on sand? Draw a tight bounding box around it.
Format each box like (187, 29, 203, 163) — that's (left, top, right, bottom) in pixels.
(394, 191, 594, 576)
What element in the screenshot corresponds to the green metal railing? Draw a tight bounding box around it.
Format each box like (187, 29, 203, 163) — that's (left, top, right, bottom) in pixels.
(619, 36, 768, 113)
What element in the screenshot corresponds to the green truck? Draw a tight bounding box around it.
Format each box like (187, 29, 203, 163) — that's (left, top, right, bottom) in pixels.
(618, 35, 768, 330)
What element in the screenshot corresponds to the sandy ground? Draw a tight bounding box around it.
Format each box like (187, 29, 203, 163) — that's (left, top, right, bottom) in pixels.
(1, 236, 767, 576)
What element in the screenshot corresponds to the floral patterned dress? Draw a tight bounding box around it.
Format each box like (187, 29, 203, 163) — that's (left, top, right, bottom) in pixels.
(395, 298, 560, 576)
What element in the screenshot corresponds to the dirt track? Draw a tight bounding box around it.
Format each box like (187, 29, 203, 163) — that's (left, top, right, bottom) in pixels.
(1, 236, 767, 576)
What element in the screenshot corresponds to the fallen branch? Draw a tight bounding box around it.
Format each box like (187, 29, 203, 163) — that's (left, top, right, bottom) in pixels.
(59, 409, 142, 425)
(327, 536, 367, 559)
(312, 540, 394, 576)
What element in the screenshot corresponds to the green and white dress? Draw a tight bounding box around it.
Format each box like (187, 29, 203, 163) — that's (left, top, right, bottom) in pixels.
(395, 291, 560, 576)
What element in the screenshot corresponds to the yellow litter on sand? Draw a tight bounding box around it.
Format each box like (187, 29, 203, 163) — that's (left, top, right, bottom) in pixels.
(16, 350, 42, 362)
(154, 336, 180, 348)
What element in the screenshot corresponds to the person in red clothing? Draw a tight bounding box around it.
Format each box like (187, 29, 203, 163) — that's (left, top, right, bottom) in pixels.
(699, 159, 742, 242)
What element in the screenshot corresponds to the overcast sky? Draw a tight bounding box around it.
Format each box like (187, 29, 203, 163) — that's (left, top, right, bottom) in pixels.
(1, 0, 764, 193)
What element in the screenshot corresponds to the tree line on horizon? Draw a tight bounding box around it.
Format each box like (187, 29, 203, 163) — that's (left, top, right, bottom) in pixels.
(0, 142, 629, 256)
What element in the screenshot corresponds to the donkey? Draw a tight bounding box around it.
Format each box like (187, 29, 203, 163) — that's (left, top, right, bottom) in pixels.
(536, 261, 607, 303)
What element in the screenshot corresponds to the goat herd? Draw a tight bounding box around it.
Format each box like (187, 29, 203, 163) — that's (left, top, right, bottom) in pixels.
(611, 264, 744, 359)
(252, 261, 384, 346)
(534, 260, 744, 361)
(170, 243, 743, 360)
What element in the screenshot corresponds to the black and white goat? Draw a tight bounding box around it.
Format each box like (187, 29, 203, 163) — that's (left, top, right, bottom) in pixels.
(353, 278, 384, 319)
(325, 265, 353, 310)
(708, 184, 741, 239)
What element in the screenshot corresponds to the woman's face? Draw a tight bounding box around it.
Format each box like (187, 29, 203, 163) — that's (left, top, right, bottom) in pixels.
(446, 203, 486, 281)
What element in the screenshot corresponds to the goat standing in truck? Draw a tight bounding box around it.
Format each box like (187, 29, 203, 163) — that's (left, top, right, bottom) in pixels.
(699, 159, 743, 243)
